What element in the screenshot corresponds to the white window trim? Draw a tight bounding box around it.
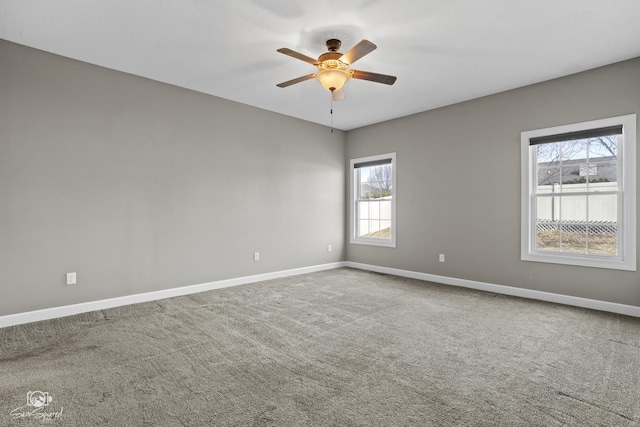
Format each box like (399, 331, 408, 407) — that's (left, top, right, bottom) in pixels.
(350, 152, 397, 248)
(521, 114, 636, 271)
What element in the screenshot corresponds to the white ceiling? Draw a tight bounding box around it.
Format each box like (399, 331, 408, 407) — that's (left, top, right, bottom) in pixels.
(2, 0, 640, 131)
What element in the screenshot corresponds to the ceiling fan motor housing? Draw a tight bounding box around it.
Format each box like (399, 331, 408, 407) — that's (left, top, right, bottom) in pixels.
(325, 39, 342, 52)
(318, 51, 343, 62)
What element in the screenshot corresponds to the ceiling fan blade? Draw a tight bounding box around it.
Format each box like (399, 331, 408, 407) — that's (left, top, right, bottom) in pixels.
(351, 70, 397, 85)
(340, 39, 377, 65)
(276, 74, 316, 88)
(332, 88, 345, 101)
(277, 48, 320, 65)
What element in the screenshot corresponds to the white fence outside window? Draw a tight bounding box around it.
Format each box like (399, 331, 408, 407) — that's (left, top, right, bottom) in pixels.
(536, 181, 617, 234)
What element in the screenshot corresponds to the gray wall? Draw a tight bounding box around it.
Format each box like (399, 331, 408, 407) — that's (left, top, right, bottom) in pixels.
(3, 38, 639, 317)
(346, 57, 640, 306)
(0, 40, 346, 316)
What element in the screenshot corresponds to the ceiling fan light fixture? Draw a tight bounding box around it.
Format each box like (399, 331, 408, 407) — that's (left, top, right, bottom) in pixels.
(315, 69, 350, 91)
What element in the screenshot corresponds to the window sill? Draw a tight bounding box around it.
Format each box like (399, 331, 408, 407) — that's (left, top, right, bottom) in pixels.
(521, 251, 635, 271)
(350, 238, 396, 248)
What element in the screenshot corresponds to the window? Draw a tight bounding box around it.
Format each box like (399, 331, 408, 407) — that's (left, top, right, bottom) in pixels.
(521, 114, 636, 270)
(350, 153, 396, 247)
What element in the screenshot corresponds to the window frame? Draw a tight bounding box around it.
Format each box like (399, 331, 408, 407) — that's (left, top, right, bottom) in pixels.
(350, 152, 397, 248)
(521, 114, 636, 271)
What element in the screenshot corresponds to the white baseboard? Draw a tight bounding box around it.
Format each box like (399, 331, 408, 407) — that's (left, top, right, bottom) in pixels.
(345, 262, 640, 318)
(0, 262, 347, 329)
(3, 260, 638, 328)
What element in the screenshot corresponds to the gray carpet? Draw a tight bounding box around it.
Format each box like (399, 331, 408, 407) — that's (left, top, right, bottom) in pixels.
(1, 268, 640, 426)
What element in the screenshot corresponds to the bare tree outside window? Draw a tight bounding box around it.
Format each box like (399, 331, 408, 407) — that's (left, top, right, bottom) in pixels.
(536, 136, 617, 185)
(362, 164, 392, 199)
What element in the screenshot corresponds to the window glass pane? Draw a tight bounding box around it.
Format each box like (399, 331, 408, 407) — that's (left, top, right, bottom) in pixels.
(579, 164, 597, 177)
(379, 220, 391, 230)
(588, 136, 617, 190)
(368, 220, 381, 237)
(586, 194, 618, 256)
(537, 143, 561, 190)
(560, 163, 582, 186)
(370, 201, 381, 220)
(377, 221, 392, 238)
(380, 200, 392, 221)
(559, 195, 587, 254)
(358, 220, 370, 237)
(536, 196, 560, 252)
(561, 139, 588, 162)
(358, 201, 370, 220)
(589, 135, 617, 158)
(537, 166, 561, 188)
(588, 233, 617, 255)
(588, 194, 617, 222)
(358, 167, 369, 199)
(559, 195, 587, 222)
(360, 183, 372, 199)
(536, 228, 561, 252)
(588, 159, 617, 189)
(561, 229, 587, 254)
(536, 195, 556, 222)
(559, 140, 587, 188)
(537, 143, 560, 164)
(367, 164, 393, 198)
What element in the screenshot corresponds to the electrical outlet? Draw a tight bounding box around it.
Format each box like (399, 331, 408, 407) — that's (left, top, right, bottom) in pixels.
(439, 254, 445, 263)
(66, 272, 77, 285)
(327, 245, 332, 253)
(253, 252, 260, 261)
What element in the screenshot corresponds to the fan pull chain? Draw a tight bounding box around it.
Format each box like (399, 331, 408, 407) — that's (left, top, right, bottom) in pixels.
(330, 94, 334, 133)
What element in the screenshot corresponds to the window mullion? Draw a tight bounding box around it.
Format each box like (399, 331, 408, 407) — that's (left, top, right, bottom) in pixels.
(585, 194, 590, 254)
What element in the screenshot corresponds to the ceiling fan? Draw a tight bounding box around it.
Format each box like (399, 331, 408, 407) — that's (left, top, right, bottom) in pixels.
(276, 39, 397, 101)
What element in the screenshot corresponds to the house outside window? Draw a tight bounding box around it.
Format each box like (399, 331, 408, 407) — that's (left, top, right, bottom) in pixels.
(521, 114, 636, 271)
(350, 153, 396, 247)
